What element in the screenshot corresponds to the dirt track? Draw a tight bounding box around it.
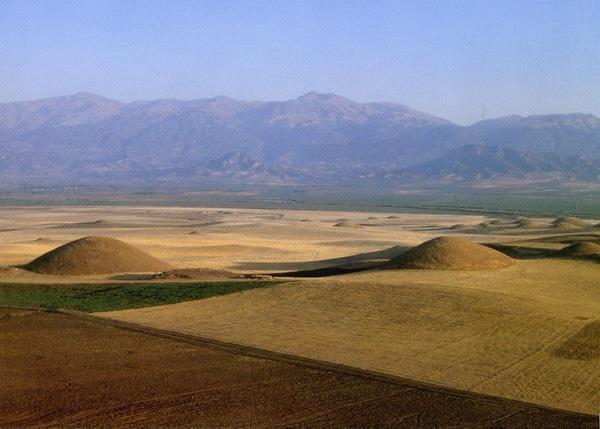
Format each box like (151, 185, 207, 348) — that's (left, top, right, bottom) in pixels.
(1, 308, 595, 428)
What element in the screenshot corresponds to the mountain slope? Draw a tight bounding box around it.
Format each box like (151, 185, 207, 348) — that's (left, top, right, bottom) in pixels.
(0, 92, 458, 178)
(470, 114, 600, 158)
(0, 92, 125, 132)
(398, 144, 600, 181)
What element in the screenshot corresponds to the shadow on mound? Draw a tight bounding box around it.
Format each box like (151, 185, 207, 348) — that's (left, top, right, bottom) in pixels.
(485, 244, 555, 260)
(273, 266, 371, 278)
(557, 241, 600, 258)
(528, 234, 600, 245)
(487, 241, 600, 263)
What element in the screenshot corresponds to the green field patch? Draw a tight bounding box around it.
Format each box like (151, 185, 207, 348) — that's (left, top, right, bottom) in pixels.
(0, 280, 279, 312)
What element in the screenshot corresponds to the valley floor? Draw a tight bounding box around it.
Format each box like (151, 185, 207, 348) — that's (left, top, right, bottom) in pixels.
(1, 205, 599, 426)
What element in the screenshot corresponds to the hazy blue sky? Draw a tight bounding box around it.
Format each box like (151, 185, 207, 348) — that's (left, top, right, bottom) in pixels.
(1, 0, 599, 124)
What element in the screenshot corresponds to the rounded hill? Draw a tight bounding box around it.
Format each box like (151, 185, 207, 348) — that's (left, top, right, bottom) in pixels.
(25, 236, 171, 275)
(557, 241, 600, 257)
(552, 216, 587, 229)
(386, 236, 515, 270)
(334, 221, 362, 228)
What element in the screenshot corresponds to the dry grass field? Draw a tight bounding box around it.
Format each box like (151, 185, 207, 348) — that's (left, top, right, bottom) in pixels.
(1, 205, 599, 425)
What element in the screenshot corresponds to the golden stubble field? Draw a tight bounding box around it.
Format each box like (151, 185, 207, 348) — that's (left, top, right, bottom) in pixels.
(1, 205, 599, 415)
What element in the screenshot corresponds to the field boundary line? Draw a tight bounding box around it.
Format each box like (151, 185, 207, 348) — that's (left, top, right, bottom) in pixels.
(3, 305, 594, 420)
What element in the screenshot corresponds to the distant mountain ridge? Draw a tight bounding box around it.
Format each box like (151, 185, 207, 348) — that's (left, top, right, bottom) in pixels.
(397, 145, 600, 182)
(1, 92, 600, 183)
(469, 113, 600, 158)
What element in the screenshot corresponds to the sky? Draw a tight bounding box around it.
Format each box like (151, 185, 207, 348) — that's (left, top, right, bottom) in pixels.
(1, 0, 600, 125)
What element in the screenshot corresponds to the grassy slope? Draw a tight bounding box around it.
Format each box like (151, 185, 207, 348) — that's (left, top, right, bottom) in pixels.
(0, 280, 278, 312)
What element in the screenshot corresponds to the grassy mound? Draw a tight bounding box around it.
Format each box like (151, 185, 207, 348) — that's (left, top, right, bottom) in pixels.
(557, 241, 600, 257)
(386, 236, 515, 270)
(25, 236, 171, 275)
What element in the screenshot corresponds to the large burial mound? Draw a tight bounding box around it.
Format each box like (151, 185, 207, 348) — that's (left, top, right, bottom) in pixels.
(25, 236, 171, 275)
(557, 241, 600, 258)
(386, 236, 515, 270)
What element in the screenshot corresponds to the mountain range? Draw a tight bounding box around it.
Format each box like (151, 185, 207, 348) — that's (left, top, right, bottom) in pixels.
(396, 145, 600, 182)
(1, 92, 599, 184)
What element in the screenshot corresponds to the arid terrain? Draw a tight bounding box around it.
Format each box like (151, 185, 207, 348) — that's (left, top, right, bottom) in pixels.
(0, 205, 491, 276)
(1, 205, 599, 427)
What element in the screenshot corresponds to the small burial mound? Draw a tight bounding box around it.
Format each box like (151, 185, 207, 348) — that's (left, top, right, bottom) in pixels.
(385, 236, 515, 271)
(32, 237, 56, 243)
(152, 268, 242, 280)
(514, 218, 541, 229)
(25, 236, 171, 275)
(334, 221, 362, 228)
(552, 216, 587, 229)
(56, 219, 115, 229)
(152, 268, 270, 280)
(557, 241, 600, 258)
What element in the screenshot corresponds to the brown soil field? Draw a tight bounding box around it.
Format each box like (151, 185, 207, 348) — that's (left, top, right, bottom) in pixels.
(0, 308, 594, 428)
